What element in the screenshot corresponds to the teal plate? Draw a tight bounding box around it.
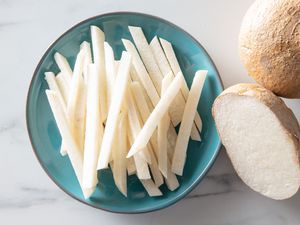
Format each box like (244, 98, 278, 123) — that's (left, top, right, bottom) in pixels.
(26, 12, 223, 213)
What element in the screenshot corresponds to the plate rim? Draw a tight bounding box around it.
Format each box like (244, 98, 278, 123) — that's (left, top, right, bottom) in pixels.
(26, 11, 224, 214)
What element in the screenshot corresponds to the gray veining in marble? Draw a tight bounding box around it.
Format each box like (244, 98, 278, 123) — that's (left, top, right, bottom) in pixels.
(1, 0, 300, 224)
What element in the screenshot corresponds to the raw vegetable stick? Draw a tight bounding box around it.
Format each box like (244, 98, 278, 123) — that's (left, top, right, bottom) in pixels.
(104, 42, 117, 108)
(150, 37, 200, 141)
(127, 73, 183, 157)
(148, 144, 164, 187)
(112, 112, 127, 197)
(91, 25, 107, 122)
(67, 48, 86, 151)
(128, 26, 164, 95)
(159, 38, 203, 132)
(82, 64, 103, 190)
(172, 71, 207, 175)
(157, 74, 172, 178)
(54, 52, 72, 83)
(56, 72, 70, 104)
(98, 51, 131, 169)
(140, 179, 162, 197)
(45, 90, 93, 198)
(80, 41, 92, 84)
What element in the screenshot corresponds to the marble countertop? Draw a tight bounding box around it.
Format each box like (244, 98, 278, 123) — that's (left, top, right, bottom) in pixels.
(1, 0, 300, 224)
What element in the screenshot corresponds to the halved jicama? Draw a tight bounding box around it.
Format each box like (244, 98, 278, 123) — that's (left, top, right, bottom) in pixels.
(172, 71, 207, 175)
(213, 83, 300, 200)
(140, 179, 162, 197)
(112, 112, 127, 197)
(127, 73, 183, 157)
(46, 90, 93, 198)
(128, 26, 164, 95)
(104, 42, 117, 108)
(82, 64, 103, 191)
(91, 25, 107, 122)
(159, 37, 203, 133)
(98, 51, 132, 169)
(80, 41, 92, 84)
(54, 52, 73, 83)
(56, 72, 70, 104)
(67, 49, 86, 151)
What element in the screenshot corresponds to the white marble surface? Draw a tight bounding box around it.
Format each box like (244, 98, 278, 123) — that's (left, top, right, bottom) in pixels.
(1, 0, 300, 224)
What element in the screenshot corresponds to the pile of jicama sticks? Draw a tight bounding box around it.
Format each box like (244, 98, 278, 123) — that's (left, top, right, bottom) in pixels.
(45, 25, 207, 198)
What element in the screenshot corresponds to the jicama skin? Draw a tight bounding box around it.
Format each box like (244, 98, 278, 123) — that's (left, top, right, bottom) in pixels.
(172, 71, 207, 175)
(98, 51, 131, 169)
(127, 73, 183, 157)
(157, 75, 172, 178)
(56, 72, 70, 104)
(46, 90, 93, 198)
(67, 49, 86, 152)
(90, 25, 107, 122)
(54, 52, 73, 83)
(112, 113, 127, 197)
(140, 179, 162, 197)
(80, 41, 92, 84)
(82, 65, 103, 190)
(159, 37, 203, 133)
(104, 42, 117, 109)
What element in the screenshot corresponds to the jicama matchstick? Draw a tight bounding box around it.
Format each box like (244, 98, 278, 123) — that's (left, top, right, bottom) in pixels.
(172, 71, 207, 175)
(80, 41, 92, 84)
(128, 26, 164, 95)
(127, 73, 183, 158)
(82, 64, 104, 192)
(140, 179, 162, 197)
(54, 52, 72, 83)
(46, 90, 93, 198)
(56, 72, 70, 104)
(98, 51, 132, 169)
(91, 25, 107, 122)
(159, 38, 203, 133)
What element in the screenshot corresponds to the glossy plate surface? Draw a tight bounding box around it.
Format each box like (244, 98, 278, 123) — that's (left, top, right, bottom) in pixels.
(26, 12, 223, 213)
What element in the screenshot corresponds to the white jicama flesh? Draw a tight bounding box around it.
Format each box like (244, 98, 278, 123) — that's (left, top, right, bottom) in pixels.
(127, 73, 183, 157)
(128, 26, 164, 95)
(98, 51, 132, 169)
(104, 42, 117, 108)
(91, 25, 107, 122)
(46, 90, 93, 198)
(172, 71, 207, 175)
(55, 72, 70, 104)
(80, 41, 92, 84)
(159, 37, 203, 133)
(157, 74, 172, 178)
(213, 83, 300, 200)
(82, 64, 104, 192)
(54, 52, 73, 83)
(112, 113, 127, 197)
(140, 179, 162, 197)
(67, 49, 86, 151)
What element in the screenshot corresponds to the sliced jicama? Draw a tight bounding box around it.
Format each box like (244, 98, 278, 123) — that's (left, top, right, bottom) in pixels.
(67, 49, 86, 151)
(80, 41, 92, 84)
(54, 52, 73, 83)
(128, 26, 164, 95)
(112, 112, 127, 197)
(159, 37, 203, 133)
(140, 179, 163, 197)
(148, 145, 164, 187)
(98, 51, 132, 169)
(165, 160, 179, 191)
(45, 90, 93, 198)
(157, 74, 172, 178)
(127, 73, 183, 157)
(82, 64, 104, 190)
(56, 72, 70, 104)
(172, 71, 207, 175)
(104, 42, 117, 108)
(91, 25, 107, 122)
(122, 39, 160, 106)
